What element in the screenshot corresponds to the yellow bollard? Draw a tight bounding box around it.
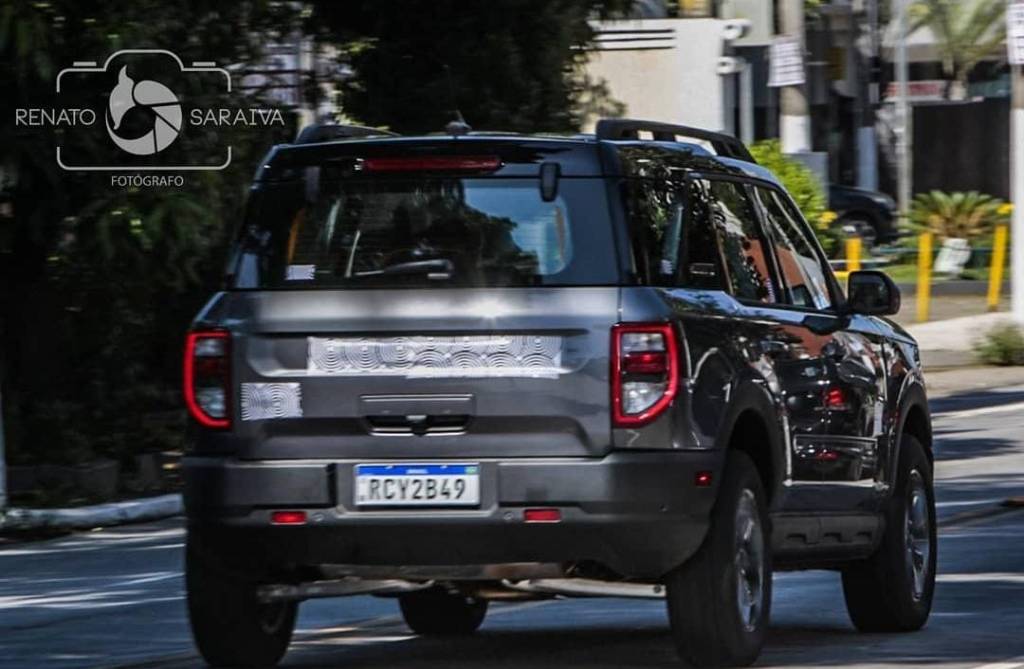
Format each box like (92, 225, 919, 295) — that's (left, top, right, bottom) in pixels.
(916, 232, 933, 323)
(987, 225, 1009, 311)
(846, 237, 863, 273)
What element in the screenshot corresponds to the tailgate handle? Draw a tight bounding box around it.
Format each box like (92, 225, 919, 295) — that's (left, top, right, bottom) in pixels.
(359, 394, 475, 417)
(360, 394, 474, 434)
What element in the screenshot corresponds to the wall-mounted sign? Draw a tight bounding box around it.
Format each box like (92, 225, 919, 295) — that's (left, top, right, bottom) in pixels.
(768, 36, 805, 88)
(1009, 1, 1024, 66)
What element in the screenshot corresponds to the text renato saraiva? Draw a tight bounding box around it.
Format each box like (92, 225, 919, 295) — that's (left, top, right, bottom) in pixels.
(15, 108, 287, 127)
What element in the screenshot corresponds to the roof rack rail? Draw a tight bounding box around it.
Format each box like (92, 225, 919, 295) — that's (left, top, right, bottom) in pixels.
(294, 123, 400, 144)
(595, 119, 755, 164)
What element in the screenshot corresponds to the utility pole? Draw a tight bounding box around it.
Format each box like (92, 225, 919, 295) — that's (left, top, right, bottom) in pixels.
(857, 0, 881, 191)
(778, 0, 811, 153)
(1010, 1, 1024, 322)
(894, 0, 913, 219)
(1012, 63, 1024, 323)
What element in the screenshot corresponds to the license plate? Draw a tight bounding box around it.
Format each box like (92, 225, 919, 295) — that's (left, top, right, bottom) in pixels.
(354, 463, 480, 507)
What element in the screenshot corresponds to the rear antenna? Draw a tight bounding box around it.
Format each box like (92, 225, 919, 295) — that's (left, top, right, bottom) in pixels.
(440, 62, 471, 136)
(446, 111, 471, 136)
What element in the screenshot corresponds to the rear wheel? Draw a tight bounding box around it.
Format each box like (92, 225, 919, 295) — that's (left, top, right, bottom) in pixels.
(186, 536, 296, 667)
(399, 586, 488, 635)
(665, 451, 771, 667)
(842, 434, 936, 632)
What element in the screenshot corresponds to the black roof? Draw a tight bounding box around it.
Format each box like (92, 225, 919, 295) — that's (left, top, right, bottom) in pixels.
(255, 119, 779, 186)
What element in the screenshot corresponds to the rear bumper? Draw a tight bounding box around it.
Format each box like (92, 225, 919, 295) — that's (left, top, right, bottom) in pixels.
(183, 450, 724, 578)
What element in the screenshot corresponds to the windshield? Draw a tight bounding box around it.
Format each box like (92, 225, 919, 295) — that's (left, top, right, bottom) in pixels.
(232, 177, 617, 289)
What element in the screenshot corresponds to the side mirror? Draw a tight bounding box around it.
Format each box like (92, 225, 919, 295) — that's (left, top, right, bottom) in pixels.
(846, 270, 900, 316)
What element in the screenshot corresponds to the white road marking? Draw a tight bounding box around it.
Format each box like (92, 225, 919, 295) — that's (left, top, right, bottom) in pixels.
(971, 657, 1024, 669)
(936, 498, 1007, 508)
(0, 572, 180, 609)
(936, 572, 1024, 584)
(933, 401, 1024, 420)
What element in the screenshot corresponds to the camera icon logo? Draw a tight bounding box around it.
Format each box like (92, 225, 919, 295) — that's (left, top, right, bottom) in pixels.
(106, 65, 182, 156)
(50, 49, 233, 172)
(15, 48, 286, 177)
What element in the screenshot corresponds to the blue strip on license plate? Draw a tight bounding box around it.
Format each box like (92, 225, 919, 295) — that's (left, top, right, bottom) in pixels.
(356, 464, 478, 477)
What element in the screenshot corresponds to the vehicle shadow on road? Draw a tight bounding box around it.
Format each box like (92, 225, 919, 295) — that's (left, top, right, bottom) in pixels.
(930, 387, 1024, 415)
(932, 433, 1019, 461)
(279, 576, 1024, 668)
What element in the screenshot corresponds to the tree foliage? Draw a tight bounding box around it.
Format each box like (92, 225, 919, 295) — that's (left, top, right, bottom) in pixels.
(0, 0, 296, 467)
(908, 0, 1007, 99)
(307, 0, 630, 134)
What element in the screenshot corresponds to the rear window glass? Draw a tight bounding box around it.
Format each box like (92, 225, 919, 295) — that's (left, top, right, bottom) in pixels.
(232, 177, 617, 289)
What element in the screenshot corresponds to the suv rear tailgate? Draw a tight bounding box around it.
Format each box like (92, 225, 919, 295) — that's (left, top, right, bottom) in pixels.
(219, 287, 619, 459)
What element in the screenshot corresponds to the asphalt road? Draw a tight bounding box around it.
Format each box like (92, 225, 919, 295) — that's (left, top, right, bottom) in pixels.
(2, 389, 1024, 669)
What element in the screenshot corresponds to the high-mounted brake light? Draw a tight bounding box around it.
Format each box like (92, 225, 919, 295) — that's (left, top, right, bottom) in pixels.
(611, 323, 679, 428)
(184, 330, 231, 429)
(362, 155, 502, 172)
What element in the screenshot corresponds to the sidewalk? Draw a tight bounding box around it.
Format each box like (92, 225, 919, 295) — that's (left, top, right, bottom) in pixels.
(926, 364, 1024, 399)
(903, 311, 1015, 368)
(0, 494, 182, 534)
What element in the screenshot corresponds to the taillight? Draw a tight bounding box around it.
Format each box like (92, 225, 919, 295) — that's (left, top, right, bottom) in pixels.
(611, 323, 679, 427)
(824, 386, 849, 411)
(184, 330, 231, 429)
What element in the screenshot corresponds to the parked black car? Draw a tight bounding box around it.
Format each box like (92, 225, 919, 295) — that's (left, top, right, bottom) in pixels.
(183, 119, 936, 668)
(829, 183, 899, 245)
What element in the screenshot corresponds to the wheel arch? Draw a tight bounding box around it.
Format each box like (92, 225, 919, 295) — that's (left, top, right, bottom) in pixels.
(716, 381, 787, 510)
(894, 381, 933, 476)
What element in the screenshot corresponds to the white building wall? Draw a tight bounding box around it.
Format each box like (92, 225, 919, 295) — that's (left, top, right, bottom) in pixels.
(583, 18, 739, 133)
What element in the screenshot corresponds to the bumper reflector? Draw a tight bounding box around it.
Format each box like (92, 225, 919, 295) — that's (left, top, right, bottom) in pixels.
(271, 510, 308, 525)
(523, 508, 561, 523)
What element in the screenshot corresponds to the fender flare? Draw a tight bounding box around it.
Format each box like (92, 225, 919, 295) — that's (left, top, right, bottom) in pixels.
(715, 379, 788, 509)
(890, 379, 932, 487)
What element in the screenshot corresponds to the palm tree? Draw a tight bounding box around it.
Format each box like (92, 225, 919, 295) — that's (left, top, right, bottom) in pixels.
(909, 0, 1007, 99)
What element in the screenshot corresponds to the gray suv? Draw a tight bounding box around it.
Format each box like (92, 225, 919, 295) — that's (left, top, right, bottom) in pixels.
(183, 119, 936, 667)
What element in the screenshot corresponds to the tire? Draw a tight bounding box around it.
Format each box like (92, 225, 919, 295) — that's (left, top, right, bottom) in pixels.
(186, 535, 297, 667)
(399, 586, 488, 635)
(842, 434, 936, 632)
(665, 451, 772, 667)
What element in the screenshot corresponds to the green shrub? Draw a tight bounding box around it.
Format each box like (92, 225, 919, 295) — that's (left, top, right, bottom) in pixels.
(974, 322, 1024, 366)
(748, 140, 838, 255)
(909, 191, 1011, 241)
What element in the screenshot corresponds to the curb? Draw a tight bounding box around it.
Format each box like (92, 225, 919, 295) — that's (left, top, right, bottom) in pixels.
(895, 280, 1008, 297)
(0, 493, 182, 533)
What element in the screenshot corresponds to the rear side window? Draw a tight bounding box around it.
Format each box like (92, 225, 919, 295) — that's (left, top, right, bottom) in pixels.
(233, 177, 618, 289)
(623, 178, 730, 291)
(623, 179, 684, 284)
(696, 180, 777, 303)
(754, 187, 833, 310)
